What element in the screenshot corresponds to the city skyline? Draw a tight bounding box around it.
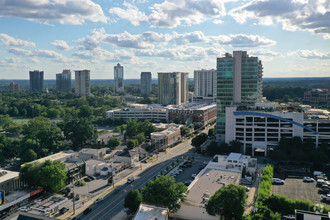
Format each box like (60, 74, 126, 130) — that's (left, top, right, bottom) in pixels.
(0, 0, 329, 80)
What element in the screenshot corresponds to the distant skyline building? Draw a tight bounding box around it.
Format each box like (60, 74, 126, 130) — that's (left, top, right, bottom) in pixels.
(9, 82, 19, 92)
(140, 72, 152, 94)
(56, 69, 72, 93)
(29, 70, 44, 91)
(194, 69, 217, 102)
(114, 63, 124, 93)
(158, 72, 188, 105)
(216, 51, 263, 140)
(75, 70, 90, 97)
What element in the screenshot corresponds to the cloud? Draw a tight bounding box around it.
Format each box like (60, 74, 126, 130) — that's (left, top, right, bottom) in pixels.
(135, 46, 225, 61)
(0, 0, 107, 25)
(213, 19, 224, 24)
(8, 48, 34, 56)
(73, 47, 134, 61)
(0, 33, 35, 47)
(289, 50, 330, 59)
(51, 40, 72, 50)
(229, 0, 330, 39)
(8, 47, 70, 63)
(109, 0, 226, 28)
(78, 29, 276, 50)
(109, 2, 149, 26)
(0, 57, 21, 67)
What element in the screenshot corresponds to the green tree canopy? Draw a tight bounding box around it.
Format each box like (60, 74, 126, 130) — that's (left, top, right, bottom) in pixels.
(124, 189, 142, 213)
(108, 137, 120, 149)
(142, 176, 187, 212)
(206, 184, 247, 220)
(191, 132, 208, 148)
(127, 139, 139, 149)
(20, 160, 67, 192)
(63, 118, 98, 150)
(208, 128, 216, 137)
(180, 126, 191, 136)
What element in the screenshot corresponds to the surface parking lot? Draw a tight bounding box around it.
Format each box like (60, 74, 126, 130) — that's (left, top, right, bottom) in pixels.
(272, 176, 329, 207)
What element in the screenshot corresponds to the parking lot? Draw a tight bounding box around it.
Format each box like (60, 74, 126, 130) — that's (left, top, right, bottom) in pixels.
(272, 176, 330, 207)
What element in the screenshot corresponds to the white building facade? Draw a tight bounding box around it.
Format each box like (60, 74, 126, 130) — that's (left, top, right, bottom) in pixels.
(193, 69, 217, 102)
(75, 70, 90, 96)
(114, 63, 124, 93)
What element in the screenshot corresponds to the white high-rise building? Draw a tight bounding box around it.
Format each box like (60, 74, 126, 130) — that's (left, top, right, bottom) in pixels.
(141, 72, 152, 94)
(75, 70, 90, 97)
(194, 69, 217, 102)
(158, 72, 189, 106)
(114, 63, 124, 93)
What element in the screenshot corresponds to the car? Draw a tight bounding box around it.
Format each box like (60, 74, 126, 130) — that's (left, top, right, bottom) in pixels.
(191, 174, 197, 179)
(303, 177, 314, 182)
(94, 197, 104, 204)
(184, 180, 193, 186)
(68, 193, 74, 199)
(244, 186, 250, 192)
(272, 178, 285, 185)
(317, 179, 326, 187)
(321, 194, 330, 203)
(83, 208, 92, 215)
(318, 188, 330, 194)
(18, 206, 30, 212)
(88, 176, 96, 180)
(127, 177, 134, 184)
(74, 194, 80, 201)
(84, 177, 91, 182)
(59, 207, 69, 215)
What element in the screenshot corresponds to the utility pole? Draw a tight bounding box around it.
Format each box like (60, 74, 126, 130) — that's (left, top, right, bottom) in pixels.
(72, 184, 75, 215)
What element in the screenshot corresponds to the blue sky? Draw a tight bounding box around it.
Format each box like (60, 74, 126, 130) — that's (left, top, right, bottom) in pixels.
(0, 0, 329, 79)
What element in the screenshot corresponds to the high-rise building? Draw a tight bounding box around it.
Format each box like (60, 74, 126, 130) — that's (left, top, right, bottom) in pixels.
(216, 51, 263, 141)
(141, 72, 152, 94)
(9, 82, 19, 92)
(194, 69, 217, 102)
(29, 70, 44, 91)
(56, 69, 72, 93)
(158, 72, 189, 106)
(75, 70, 90, 97)
(114, 63, 124, 93)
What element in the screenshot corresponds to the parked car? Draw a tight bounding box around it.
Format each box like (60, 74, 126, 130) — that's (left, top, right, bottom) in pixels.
(244, 186, 250, 192)
(321, 194, 330, 203)
(184, 180, 193, 186)
(59, 207, 69, 215)
(127, 177, 134, 184)
(94, 197, 104, 204)
(314, 171, 325, 176)
(88, 176, 96, 180)
(74, 194, 80, 201)
(191, 174, 197, 179)
(319, 188, 330, 194)
(18, 206, 30, 212)
(317, 179, 326, 187)
(272, 178, 285, 185)
(303, 177, 314, 182)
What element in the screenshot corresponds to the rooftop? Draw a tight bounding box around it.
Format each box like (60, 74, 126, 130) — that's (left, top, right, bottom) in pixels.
(79, 148, 105, 155)
(25, 151, 76, 164)
(0, 169, 20, 183)
(134, 204, 169, 220)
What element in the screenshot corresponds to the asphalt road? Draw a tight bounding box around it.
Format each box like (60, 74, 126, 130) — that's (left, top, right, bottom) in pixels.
(80, 141, 196, 220)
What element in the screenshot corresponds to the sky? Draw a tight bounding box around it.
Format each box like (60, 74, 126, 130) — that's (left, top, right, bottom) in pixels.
(0, 0, 329, 79)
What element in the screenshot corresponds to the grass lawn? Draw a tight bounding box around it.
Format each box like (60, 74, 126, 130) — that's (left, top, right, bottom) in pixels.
(12, 118, 30, 124)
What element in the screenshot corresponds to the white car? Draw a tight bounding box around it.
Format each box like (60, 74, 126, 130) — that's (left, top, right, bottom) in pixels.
(18, 206, 30, 212)
(303, 177, 314, 182)
(191, 174, 197, 179)
(272, 178, 285, 185)
(127, 177, 134, 184)
(94, 197, 104, 204)
(321, 194, 330, 202)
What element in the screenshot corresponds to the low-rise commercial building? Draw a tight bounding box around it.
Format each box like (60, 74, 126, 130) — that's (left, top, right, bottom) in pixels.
(0, 169, 22, 194)
(106, 103, 216, 128)
(304, 88, 330, 109)
(78, 148, 107, 161)
(85, 159, 113, 177)
(151, 124, 181, 149)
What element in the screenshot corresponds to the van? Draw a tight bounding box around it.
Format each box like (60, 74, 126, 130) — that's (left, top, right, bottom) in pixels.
(314, 171, 325, 176)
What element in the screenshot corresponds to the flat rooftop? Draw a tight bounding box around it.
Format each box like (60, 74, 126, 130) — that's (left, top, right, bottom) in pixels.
(175, 168, 241, 220)
(0, 169, 19, 183)
(26, 151, 75, 164)
(134, 204, 168, 220)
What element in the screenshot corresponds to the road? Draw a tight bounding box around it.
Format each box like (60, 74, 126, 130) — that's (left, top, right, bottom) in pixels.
(80, 140, 196, 220)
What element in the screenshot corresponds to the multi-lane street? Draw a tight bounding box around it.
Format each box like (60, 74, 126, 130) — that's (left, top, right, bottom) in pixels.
(80, 139, 196, 220)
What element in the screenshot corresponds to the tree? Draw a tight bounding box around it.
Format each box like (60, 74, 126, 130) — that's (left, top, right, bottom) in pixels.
(63, 118, 98, 150)
(191, 133, 208, 148)
(21, 149, 37, 163)
(124, 190, 142, 213)
(208, 128, 216, 137)
(78, 105, 93, 118)
(180, 126, 190, 136)
(206, 141, 220, 156)
(125, 119, 138, 138)
(142, 176, 187, 212)
(20, 160, 67, 192)
(134, 132, 146, 144)
(127, 139, 139, 149)
(22, 117, 62, 153)
(0, 115, 14, 129)
(108, 137, 120, 149)
(206, 184, 247, 220)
